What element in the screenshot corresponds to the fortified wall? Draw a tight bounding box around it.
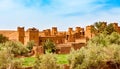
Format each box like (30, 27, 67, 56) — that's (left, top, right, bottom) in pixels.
(0, 22, 120, 54)
(0, 22, 120, 45)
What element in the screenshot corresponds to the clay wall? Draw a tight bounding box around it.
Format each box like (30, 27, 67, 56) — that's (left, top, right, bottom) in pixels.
(118, 27, 120, 33)
(43, 29, 51, 36)
(71, 43, 85, 50)
(33, 46, 44, 55)
(51, 27, 58, 36)
(75, 27, 81, 33)
(68, 27, 73, 35)
(27, 28, 39, 46)
(0, 30, 16, 38)
(17, 27, 25, 44)
(39, 36, 65, 45)
(85, 25, 94, 39)
(58, 46, 71, 54)
(24, 32, 29, 45)
(67, 35, 75, 42)
(8, 32, 18, 41)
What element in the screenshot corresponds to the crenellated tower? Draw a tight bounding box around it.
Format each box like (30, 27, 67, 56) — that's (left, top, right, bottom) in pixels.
(44, 29, 51, 36)
(75, 27, 81, 33)
(27, 27, 39, 46)
(17, 27, 25, 44)
(85, 25, 94, 39)
(68, 27, 73, 35)
(51, 27, 58, 36)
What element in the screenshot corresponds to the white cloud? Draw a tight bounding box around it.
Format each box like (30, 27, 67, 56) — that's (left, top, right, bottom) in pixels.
(0, 0, 23, 11)
(0, 0, 120, 30)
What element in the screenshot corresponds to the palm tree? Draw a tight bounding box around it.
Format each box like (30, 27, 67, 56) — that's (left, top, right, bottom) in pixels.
(92, 22, 116, 35)
(105, 23, 116, 35)
(91, 22, 106, 35)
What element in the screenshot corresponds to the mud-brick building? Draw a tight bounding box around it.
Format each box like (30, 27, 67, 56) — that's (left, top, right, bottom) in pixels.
(0, 26, 85, 45)
(0, 22, 120, 54)
(0, 22, 119, 47)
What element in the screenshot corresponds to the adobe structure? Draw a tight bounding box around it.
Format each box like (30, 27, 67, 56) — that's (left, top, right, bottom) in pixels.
(0, 22, 120, 54)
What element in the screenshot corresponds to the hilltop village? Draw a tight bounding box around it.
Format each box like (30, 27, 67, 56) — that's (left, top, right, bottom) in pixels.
(0, 22, 120, 54)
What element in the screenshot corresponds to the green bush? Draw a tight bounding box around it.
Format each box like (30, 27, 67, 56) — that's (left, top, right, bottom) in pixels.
(0, 34, 8, 43)
(68, 32, 120, 69)
(1, 41, 29, 56)
(43, 39, 56, 53)
(26, 40, 35, 52)
(33, 54, 61, 69)
(0, 47, 22, 69)
(88, 32, 120, 46)
(69, 45, 120, 69)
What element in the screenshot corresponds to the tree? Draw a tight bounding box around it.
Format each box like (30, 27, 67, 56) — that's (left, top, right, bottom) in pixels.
(88, 32, 120, 46)
(91, 22, 106, 35)
(106, 32, 120, 45)
(2, 41, 29, 56)
(43, 39, 56, 53)
(69, 32, 120, 69)
(0, 43, 22, 69)
(105, 23, 116, 35)
(0, 34, 8, 43)
(91, 22, 116, 35)
(26, 40, 35, 52)
(33, 53, 61, 69)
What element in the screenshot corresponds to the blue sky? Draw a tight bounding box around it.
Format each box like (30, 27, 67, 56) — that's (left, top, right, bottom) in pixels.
(0, 0, 120, 31)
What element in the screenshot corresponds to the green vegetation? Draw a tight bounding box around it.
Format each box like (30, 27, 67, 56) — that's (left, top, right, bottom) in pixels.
(0, 34, 8, 43)
(92, 22, 116, 35)
(20, 57, 36, 67)
(26, 40, 35, 52)
(56, 54, 68, 64)
(18, 54, 68, 67)
(3, 41, 29, 56)
(1, 22, 120, 69)
(0, 42, 22, 69)
(33, 53, 60, 69)
(0, 41, 31, 69)
(43, 39, 56, 53)
(68, 32, 120, 69)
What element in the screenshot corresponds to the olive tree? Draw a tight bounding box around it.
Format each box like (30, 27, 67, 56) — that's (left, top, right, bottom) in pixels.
(68, 32, 120, 69)
(0, 43, 22, 69)
(43, 39, 56, 53)
(26, 40, 35, 52)
(33, 54, 61, 69)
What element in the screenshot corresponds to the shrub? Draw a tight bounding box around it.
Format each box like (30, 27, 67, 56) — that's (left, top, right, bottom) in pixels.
(69, 32, 120, 69)
(1, 41, 29, 56)
(69, 44, 120, 69)
(43, 39, 56, 53)
(0, 47, 22, 69)
(0, 34, 8, 43)
(33, 54, 61, 69)
(26, 40, 35, 52)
